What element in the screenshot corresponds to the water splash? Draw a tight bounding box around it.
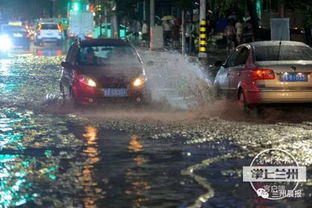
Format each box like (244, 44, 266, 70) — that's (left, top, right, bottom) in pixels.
(140, 50, 214, 110)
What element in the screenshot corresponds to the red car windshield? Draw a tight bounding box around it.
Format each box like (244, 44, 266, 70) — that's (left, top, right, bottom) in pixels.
(78, 45, 140, 65)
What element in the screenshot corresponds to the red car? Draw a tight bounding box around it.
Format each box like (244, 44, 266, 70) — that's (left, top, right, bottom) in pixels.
(60, 39, 148, 105)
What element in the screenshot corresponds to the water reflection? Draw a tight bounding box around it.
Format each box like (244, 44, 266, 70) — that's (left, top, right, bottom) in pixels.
(0, 110, 36, 207)
(0, 59, 18, 94)
(0, 156, 37, 207)
(0, 59, 11, 75)
(1, 118, 203, 208)
(126, 135, 151, 207)
(128, 135, 143, 153)
(0, 109, 84, 207)
(129, 135, 148, 165)
(133, 155, 147, 166)
(80, 126, 103, 208)
(36, 48, 63, 57)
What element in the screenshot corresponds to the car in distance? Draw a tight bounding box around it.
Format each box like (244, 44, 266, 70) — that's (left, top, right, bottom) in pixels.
(60, 38, 148, 105)
(34, 22, 63, 46)
(214, 41, 312, 111)
(0, 24, 30, 50)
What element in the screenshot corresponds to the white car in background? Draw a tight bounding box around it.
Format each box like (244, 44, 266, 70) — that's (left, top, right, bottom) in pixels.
(34, 22, 63, 46)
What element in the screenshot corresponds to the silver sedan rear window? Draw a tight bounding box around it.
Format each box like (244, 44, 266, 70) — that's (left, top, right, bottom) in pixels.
(255, 45, 312, 61)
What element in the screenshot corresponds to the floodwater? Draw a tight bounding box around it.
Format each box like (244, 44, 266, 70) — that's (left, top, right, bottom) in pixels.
(0, 46, 311, 208)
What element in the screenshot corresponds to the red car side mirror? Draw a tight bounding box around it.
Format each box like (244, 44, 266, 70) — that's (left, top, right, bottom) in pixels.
(61, 61, 72, 68)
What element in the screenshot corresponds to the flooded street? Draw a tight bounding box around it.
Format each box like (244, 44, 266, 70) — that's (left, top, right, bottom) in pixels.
(0, 45, 311, 208)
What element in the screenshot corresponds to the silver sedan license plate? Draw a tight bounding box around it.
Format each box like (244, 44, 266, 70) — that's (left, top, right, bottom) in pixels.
(281, 73, 307, 82)
(104, 88, 128, 97)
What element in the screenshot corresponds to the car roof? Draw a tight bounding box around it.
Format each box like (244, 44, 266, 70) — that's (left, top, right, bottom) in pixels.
(249, 40, 309, 48)
(1, 24, 25, 31)
(39, 22, 58, 25)
(1, 24, 23, 28)
(80, 39, 131, 47)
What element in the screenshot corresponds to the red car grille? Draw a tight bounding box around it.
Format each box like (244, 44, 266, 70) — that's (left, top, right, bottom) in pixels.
(101, 83, 128, 88)
(99, 77, 128, 88)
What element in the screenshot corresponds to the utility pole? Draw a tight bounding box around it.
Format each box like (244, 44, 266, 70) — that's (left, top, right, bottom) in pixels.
(181, 10, 185, 54)
(143, 0, 146, 21)
(99, 13, 102, 36)
(198, 0, 207, 58)
(111, 1, 118, 38)
(150, 0, 155, 27)
(149, 0, 155, 49)
(104, 7, 108, 37)
(149, 0, 163, 50)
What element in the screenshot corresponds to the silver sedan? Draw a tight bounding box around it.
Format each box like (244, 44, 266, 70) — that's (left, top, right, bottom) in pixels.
(214, 41, 312, 111)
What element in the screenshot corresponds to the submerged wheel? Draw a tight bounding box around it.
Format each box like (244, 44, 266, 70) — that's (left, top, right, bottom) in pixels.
(238, 89, 250, 113)
(214, 83, 222, 98)
(60, 83, 67, 105)
(60, 83, 63, 95)
(68, 87, 79, 107)
(60, 84, 79, 107)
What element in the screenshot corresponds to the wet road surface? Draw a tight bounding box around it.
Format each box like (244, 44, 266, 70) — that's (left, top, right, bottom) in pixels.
(0, 44, 311, 208)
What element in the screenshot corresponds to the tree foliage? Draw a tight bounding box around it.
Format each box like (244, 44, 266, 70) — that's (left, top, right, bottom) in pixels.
(175, 0, 193, 10)
(116, 0, 138, 19)
(0, 0, 67, 19)
(208, 0, 245, 18)
(286, 0, 312, 26)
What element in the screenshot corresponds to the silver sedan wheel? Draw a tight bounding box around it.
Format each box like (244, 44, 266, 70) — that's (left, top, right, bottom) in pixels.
(238, 90, 250, 113)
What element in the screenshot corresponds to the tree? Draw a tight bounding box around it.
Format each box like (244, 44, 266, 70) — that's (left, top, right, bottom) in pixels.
(207, 0, 246, 18)
(0, 0, 53, 20)
(246, 0, 259, 39)
(286, 0, 312, 26)
(287, 0, 312, 45)
(55, 0, 68, 17)
(175, 0, 193, 10)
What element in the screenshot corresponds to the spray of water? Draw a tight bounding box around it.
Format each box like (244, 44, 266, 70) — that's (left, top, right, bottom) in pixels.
(140, 50, 215, 110)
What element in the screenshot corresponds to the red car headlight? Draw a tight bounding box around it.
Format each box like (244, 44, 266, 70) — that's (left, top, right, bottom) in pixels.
(77, 74, 97, 87)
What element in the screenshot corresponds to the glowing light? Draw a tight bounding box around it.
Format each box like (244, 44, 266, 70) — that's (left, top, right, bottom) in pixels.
(73, 2, 80, 11)
(8, 21, 22, 26)
(133, 77, 144, 87)
(78, 75, 97, 87)
(0, 35, 12, 51)
(87, 79, 96, 87)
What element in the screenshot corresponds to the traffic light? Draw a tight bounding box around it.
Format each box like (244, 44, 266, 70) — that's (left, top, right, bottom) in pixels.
(72, 2, 81, 12)
(68, 0, 89, 12)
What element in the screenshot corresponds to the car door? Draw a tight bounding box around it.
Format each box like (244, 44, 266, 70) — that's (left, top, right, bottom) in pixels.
(61, 45, 79, 89)
(228, 46, 250, 98)
(214, 65, 230, 95)
(217, 49, 240, 96)
(214, 49, 239, 95)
